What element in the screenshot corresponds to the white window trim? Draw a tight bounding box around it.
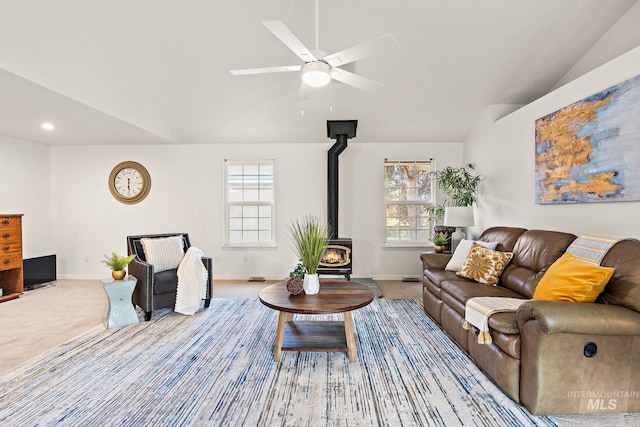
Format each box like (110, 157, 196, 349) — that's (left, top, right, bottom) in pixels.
(223, 159, 277, 248)
(383, 159, 435, 247)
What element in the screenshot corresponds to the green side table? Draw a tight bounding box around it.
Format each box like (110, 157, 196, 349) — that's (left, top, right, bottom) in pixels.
(101, 276, 139, 328)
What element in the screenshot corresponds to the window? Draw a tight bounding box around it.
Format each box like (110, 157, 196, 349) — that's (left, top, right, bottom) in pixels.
(225, 160, 274, 246)
(384, 160, 434, 244)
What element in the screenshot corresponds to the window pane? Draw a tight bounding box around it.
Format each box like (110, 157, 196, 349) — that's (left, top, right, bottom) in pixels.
(243, 218, 258, 230)
(244, 189, 259, 202)
(259, 205, 271, 217)
(225, 159, 275, 245)
(260, 189, 273, 202)
(260, 163, 273, 175)
(229, 230, 243, 242)
(244, 230, 259, 242)
(259, 230, 271, 242)
(259, 218, 271, 230)
(243, 206, 258, 217)
(244, 164, 259, 175)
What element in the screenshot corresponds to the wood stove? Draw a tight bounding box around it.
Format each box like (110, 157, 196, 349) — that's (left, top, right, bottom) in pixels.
(320, 120, 357, 280)
(318, 238, 352, 280)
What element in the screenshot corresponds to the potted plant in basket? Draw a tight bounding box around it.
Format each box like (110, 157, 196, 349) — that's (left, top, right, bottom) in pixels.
(102, 252, 136, 280)
(286, 261, 306, 295)
(432, 232, 449, 253)
(287, 215, 329, 295)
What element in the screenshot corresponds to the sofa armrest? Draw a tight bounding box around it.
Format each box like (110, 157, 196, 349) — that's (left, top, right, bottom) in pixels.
(420, 252, 452, 271)
(517, 300, 640, 335)
(128, 257, 154, 311)
(201, 256, 213, 299)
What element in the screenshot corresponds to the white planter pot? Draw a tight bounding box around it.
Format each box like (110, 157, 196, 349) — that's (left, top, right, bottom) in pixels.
(303, 273, 320, 295)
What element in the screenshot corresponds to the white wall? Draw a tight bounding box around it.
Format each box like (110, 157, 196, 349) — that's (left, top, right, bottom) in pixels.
(466, 45, 640, 239)
(553, 0, 640, 90)
(50, 141, 462, 280)
(0, 135, 53, 257)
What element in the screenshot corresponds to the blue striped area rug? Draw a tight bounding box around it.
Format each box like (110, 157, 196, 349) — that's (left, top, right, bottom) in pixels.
(0, 298, 557, 426)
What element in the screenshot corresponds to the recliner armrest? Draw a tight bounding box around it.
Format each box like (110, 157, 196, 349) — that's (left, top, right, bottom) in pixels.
(517, 300, 640, 335)
(420, 252, 452, 271)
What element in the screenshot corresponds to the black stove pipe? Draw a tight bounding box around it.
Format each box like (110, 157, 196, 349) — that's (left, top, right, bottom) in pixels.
(327, 135, 348, 239)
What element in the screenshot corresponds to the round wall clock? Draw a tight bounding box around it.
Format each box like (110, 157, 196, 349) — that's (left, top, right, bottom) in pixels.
(108, 161, 151, 204)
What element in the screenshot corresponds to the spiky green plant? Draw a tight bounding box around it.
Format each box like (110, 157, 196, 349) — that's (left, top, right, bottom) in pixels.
(101, 252, 135, 271)
(432, 232, 449, 246)
(288, 215, 329, 275)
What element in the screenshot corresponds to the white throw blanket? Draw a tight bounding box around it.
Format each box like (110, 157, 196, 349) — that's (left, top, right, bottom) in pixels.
(175, 247, 208, 315)
(463, 297, 529, 344)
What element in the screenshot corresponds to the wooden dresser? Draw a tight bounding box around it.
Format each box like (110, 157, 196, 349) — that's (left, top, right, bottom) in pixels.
(0, 214, 23, 303)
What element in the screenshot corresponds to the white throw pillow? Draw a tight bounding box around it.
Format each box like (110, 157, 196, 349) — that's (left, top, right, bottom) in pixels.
(445, 239, 498, 272)
(140, 235, 185, 273)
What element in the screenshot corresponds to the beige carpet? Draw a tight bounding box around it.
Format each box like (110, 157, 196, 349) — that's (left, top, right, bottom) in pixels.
(0, 280, 105, 373)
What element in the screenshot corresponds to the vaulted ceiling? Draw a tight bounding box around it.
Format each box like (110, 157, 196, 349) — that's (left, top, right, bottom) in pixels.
(0, 0, 636, 146)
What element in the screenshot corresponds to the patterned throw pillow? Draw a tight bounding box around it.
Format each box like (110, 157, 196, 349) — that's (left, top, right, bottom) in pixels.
(140, 235, 185, 273)
(456, 243, 514, 285)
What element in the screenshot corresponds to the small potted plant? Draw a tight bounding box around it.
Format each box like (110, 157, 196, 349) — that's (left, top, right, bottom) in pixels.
(286, 261, 306, 295)
(288, 214, 329, 295)
(432, 232, 449, 253)
(102, 252, 136, 280)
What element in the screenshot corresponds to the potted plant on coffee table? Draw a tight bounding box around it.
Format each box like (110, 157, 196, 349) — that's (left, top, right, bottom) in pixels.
(102, 252, 136, 280)
(288, 215, 329, 295)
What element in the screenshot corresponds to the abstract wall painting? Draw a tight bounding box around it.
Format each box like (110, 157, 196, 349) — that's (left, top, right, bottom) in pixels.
(535, 73, 640, 204)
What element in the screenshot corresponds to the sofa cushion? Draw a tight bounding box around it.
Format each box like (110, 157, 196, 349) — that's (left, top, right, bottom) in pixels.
(445, 239, 498, 272)
(456, 243, 513, 285)
(141, 235, 185, 273)
(533, 253, 614, 303)
(423, 269, 460, 288)
(501, 230, 576, 298)
(153, 269, 179, 294)
(441, 280, 523, 317)
(477, 226, 527, 253)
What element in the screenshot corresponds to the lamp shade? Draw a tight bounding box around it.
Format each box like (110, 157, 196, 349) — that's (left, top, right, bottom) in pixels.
(443, 206, 474, 227)
(302, 61, 331, 87)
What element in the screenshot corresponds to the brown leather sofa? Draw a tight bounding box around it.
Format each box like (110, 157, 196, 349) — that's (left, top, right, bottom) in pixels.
(421, 226, 640, 415)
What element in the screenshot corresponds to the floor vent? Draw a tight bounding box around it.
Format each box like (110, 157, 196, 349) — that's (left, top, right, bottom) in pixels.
(248, 276, 266, 282)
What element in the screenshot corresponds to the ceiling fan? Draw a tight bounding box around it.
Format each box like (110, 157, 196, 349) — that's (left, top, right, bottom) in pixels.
(229, 1, 398, 91)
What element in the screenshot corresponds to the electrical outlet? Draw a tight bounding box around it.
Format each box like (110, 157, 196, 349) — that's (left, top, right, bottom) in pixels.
(243, 256, 249, 263)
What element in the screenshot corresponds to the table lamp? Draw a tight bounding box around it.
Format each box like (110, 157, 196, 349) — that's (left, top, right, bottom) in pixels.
(443, 206, 474, 253)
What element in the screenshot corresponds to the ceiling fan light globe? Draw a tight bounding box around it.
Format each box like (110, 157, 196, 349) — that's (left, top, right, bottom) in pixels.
(302, 61, 331, 87)
(303, 71, 331, 87)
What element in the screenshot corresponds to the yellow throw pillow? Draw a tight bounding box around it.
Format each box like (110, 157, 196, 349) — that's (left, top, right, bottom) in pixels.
(533, 252, 614, 303)
(456, 243, 514, 286)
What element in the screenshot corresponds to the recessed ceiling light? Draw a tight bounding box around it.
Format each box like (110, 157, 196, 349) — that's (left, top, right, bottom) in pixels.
(41, 122, 56, 131)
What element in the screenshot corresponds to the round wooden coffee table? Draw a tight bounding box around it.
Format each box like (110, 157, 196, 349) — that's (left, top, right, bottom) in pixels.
(259, 280, 374, 362)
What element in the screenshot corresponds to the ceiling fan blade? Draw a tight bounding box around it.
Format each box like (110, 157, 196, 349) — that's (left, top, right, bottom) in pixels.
(230, 65, 302, 76)
(330, 68, 383, 91)
(262, 20, 317, 62)
(324, 34, 399, 67)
